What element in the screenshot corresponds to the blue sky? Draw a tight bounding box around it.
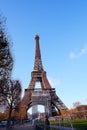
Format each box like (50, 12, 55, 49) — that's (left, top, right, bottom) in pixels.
(0, 0, 87, 110)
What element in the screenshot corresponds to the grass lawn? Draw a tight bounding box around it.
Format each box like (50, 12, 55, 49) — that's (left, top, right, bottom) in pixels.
(73, 120, 87, 130)
(50, 119, 87, 130)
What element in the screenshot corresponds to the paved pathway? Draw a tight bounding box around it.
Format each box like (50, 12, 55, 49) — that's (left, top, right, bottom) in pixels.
(13, 124, 35, 130)
(50, 125, 76, 130)
(0, 124, 35, 130)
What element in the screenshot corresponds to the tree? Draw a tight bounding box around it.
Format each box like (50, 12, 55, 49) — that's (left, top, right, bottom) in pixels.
(0, 14, 13, 81)
(0, 13, 13, 117)
(73, 101, 81, 108)
(6, 80, 21, 128)
(0, 14, 22, 129)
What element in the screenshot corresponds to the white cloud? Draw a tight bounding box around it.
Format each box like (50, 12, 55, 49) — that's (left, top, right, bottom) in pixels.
(69, 46, 87, 59)
(79, 47, 87, 56)
(69, 52, 76, 59)
(48, 76, 60, 87)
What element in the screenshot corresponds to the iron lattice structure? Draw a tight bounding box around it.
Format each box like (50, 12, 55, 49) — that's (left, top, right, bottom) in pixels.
(19, 35, 68, 117)
(32, 88, 52, 117)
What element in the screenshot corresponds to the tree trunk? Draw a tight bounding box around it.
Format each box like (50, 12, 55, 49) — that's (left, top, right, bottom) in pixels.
(6, 105, 12, 130)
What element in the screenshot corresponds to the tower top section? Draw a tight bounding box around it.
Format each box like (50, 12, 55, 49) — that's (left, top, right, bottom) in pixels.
(35, 34, 39, 40)
(34, 35, 43, 71)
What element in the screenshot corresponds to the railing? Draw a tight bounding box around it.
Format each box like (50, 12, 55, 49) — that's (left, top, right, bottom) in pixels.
(33, 116, 75, 130)
(49, 115, 75, 130)
(33, 110, 87, 130)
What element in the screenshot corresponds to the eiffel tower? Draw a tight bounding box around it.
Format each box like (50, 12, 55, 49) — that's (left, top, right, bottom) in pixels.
(19, 35, 67, 118)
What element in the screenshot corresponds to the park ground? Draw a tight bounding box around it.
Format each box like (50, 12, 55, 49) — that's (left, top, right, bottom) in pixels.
(0, 124, 35, 130)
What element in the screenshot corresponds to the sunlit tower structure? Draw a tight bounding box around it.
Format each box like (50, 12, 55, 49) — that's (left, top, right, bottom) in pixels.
(19, 35, 68, 118)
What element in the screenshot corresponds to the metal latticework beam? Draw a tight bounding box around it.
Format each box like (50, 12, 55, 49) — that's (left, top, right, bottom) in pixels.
(31, 89, 52, 117)
(34, 35, 43, 71)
